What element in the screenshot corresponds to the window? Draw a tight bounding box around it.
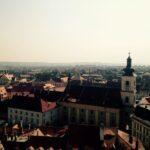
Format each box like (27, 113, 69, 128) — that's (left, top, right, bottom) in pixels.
(15, 115, 18, 120)
(125, 112, 129, 116)
(71, 117, 76, 123)
(26, 117, 28, 122)
(134, 123, 136, 129)
(20, 111, 22, 114)
(146, 129, 149, 136)
(36, 119, 39, 124)
(125, 97, 129, 103)
(99, 112, 106, 125)
(43, 119, 45, 124)
(31, 118, 34, 123)
(26, 112, 28, 115)
(126, 81, 129, 86)
(37, 114, 39, 117)
(15, 110, 17, 113)
(90, 120, 94, 124)
(143, 127, 146, 134)
(80, 118, 84, 123)
(139, 125, 142, 131)
(110, 113, 116, 127)
(91, 110, 94, 114)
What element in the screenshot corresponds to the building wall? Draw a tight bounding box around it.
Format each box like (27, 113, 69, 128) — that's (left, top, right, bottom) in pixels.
(8, 107, 59, 127)
(121, 76, 136, 127)
(0, 77, 10, 85)
(61, 102, 120, 127)
(132, 116, 150, 150)
(0, 87, 8, 101)
(121, 91, 136, 106)
(8, 108, 42, 126)
(121, 76, 136, 106)
(121, 76, 136, 93)
(42, 107, 59, 125)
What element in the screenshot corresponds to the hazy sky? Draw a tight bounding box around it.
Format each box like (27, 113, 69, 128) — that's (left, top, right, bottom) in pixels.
(0, 0, 150, 65)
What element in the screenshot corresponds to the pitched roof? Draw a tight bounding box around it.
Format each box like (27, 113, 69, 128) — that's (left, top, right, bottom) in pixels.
(65, 84, 122, 108)
(139, 97, 150, 105)
(134, 105, 150, 122)
(0, 74, 14, 81)
(35, 90, 64, 102)
(7, 83, 33, 93)
(9, 96, 57, 112)
(118, 130, 145, 150)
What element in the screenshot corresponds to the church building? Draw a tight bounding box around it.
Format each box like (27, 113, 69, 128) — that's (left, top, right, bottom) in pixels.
(121, 53, 136, 126)
(60, 54, 136, 129)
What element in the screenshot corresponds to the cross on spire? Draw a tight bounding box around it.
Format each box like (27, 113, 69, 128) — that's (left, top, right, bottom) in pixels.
(128, 52, 131, 57)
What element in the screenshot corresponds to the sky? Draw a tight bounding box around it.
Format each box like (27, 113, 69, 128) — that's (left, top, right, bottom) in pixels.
(0, 0, 150, 65)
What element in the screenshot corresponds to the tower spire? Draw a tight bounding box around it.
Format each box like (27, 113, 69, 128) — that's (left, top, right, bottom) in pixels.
(123, 53, 134, 76)
(128, 52, 130, 57)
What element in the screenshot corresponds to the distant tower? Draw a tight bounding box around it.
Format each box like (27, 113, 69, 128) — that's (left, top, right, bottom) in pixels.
(121, 53, 136, 127)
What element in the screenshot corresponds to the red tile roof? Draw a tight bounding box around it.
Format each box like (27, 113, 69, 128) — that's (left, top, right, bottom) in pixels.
(9, 96, 57, 112)
(41, 100, 56, 112)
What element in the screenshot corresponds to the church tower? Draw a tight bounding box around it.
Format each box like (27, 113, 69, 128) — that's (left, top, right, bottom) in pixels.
(121, 53, 136, 127)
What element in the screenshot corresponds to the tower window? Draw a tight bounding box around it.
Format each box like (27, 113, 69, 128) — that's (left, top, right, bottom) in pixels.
(126, 81, 129, 86)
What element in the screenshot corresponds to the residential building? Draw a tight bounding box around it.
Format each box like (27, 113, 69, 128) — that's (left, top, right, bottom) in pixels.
(0, 86, 8, 101)
(0, 74, 15, 85)
(8, 96, 60, 126)
(60, 54, 136, 129)
(6, 83, 34, 99)
(132, 98, 150, 150)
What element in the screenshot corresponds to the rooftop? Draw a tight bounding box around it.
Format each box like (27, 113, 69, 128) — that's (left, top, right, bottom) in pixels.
(9, 96, 57, 112)
(64, 84, 122, 108)
(118, 130, 145, 150)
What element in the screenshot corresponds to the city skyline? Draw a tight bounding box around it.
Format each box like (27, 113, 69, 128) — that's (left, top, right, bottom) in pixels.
(0, 0, 150, 65)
